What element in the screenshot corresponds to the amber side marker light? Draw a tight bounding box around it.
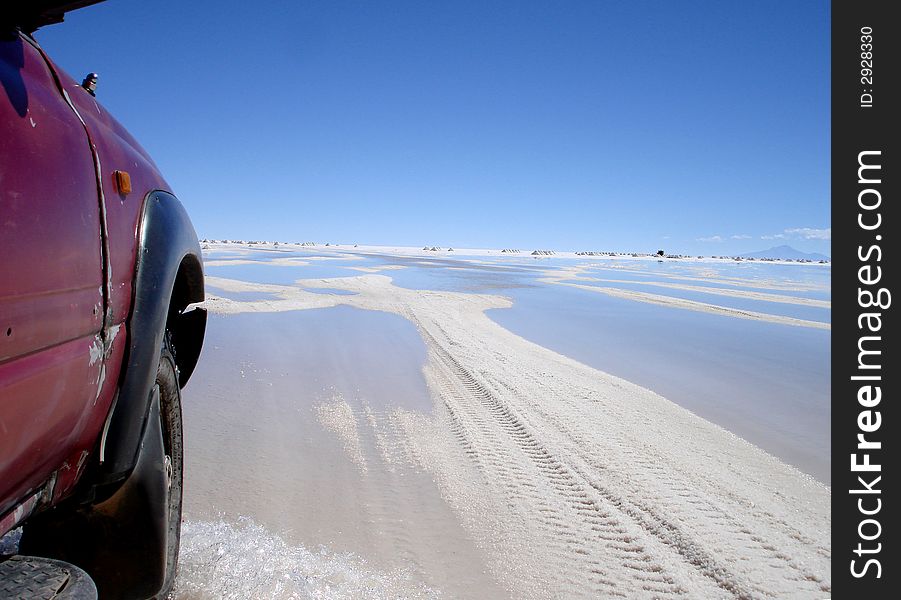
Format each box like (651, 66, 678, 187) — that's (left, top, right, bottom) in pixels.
(114, 170, 132, 195)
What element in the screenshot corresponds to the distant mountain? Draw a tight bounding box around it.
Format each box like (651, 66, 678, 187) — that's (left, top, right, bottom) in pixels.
(739, 245, 830, 261)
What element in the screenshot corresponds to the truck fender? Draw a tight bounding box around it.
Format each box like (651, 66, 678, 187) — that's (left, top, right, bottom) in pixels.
(100, 189, 206, 484)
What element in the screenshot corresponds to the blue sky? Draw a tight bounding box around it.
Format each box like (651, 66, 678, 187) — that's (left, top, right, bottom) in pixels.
(37, 0, 830, 255)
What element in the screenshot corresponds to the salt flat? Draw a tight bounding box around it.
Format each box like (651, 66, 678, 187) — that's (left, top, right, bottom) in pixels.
(176, 243, 830, 599)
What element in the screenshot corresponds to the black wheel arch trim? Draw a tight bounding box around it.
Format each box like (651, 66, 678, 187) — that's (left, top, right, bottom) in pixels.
(99, 189, 206, 483)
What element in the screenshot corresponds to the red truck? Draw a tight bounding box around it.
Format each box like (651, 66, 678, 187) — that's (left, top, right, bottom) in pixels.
(1, 2, 206, 598)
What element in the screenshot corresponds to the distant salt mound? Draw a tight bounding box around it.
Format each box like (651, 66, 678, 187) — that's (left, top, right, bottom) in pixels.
(531, 250, 555, 256)
(739, 245, 830, 262)
(501, 249, 521, 253)
(174, 518, 436, 599)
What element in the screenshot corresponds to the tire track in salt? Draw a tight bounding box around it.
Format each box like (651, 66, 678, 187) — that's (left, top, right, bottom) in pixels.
(415, 313, 827, 598)
(425, 358, 585, 597)
(489, 377, 831, 598)
(421, 328, 709, 599)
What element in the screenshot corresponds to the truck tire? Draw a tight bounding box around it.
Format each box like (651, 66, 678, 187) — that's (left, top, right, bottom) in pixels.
(154, 332, 183, 599)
